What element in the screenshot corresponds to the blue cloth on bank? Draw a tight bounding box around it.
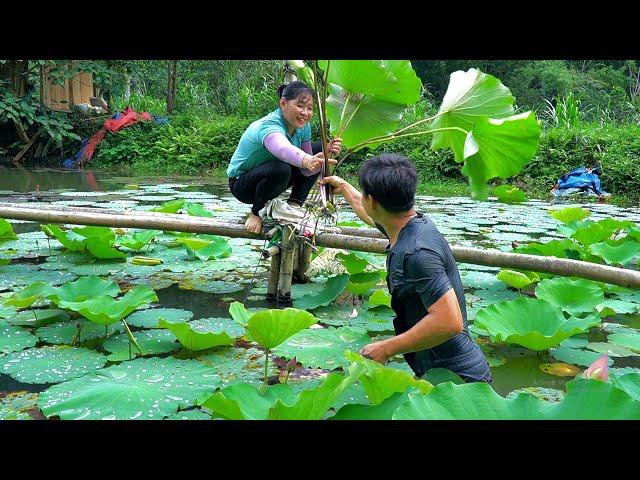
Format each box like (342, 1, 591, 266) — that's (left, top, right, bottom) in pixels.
(552, 166, 610, 197)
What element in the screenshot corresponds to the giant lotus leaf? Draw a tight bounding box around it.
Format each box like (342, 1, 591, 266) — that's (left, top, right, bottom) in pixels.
(319, 60, 421, 149)
(475, 297, 601, 350)
(39, 356, 221, 420)
(535, 277, 604, 316)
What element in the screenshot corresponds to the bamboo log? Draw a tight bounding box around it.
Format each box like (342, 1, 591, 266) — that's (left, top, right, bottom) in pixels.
(294, 238, 312, 283)
(277, 225, 296, 305)
(261, 245, 281, 259)
(1, 203, 639, 289)
(266, 251, 281, 302)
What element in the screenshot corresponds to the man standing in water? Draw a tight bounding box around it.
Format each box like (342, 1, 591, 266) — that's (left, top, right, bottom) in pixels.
(320, 154, 492, 383)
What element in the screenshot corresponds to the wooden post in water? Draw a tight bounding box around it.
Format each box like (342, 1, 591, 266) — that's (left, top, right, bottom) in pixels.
(266, 249, 281, 302)
(294, 237, 313, 284)
(276, 224, 296, 306)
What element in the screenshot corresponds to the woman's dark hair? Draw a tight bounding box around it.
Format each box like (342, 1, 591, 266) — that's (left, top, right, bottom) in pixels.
(277, 81, 314, 102)
(358, 153, 417, 213)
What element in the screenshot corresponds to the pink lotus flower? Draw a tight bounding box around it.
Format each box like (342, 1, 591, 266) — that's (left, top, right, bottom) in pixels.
(582, 354, 609, 382)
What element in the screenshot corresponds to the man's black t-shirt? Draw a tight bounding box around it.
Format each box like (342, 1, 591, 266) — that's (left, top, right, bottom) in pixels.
(376, 213, 491, 382)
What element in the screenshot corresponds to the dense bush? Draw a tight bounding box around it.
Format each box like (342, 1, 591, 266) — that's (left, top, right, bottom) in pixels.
(92, 115, 640, 203)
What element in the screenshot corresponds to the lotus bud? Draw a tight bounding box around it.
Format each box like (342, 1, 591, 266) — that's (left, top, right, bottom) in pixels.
(582, 354, 609, 382)
(286, 356, 298, 374)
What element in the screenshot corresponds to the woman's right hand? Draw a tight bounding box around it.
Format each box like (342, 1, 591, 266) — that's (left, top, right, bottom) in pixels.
(302, 152, 337, 172)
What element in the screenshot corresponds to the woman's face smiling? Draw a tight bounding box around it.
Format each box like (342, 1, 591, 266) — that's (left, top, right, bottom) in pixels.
(280, 94, 314, 133)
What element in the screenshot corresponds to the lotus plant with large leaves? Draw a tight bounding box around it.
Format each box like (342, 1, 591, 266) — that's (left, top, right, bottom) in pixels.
(199, 371, 356, 420)
(535, 277, 604, 316)
(56, 285, 158, 328)
(116, 229, 162, 251)
(232, 305, 317, 384)
(159, 317, 241, 352)
(41, 224, 126, 260)
(549, 207, 591, 224)
(4, 275, 121, 309)
(430, 69, 540, 199)
(474, 297, 601, 351)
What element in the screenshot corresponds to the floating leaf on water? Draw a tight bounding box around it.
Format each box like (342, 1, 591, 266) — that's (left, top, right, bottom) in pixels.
(2, 345, 107, 384)
(5, 308, 70, 328)
(165, 409, 212, 420)
(506, 386, 565, 403)
(36, 319, 124, 344)
(103, 329, 180, 361)
(549, 207, 591, 224)
(39, 356, 221, 420)
(549, 345, 614, 367)
(272, 326, 370, 370)
(586, 342, 639, 358)
(293, 274, 349, 310)
(607, 333, 640, 353)
(0, 324, 38, 354)
(125, 308, 193, 329)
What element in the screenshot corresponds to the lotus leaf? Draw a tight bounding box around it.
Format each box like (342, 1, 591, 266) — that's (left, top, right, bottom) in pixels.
(229, 301, 250, 328)
(150, 199, 185, 213)
(421, 368, 466, 385)
(40, 275, 121, 306)
(336, 252, 370, 275)
(586, 342, 638, 358)
(393, 377, 640, 419)
(39, 356, 221, 420)
(559, 337, 589, 349)
(116, 229, 162, 251)
(319, 60, 421, 148)
(346, 271, 383, 295)
(494, 185, 526, 204)
(2, 345, 106, 384)
(312, 304, 395, 332)
(6, 308, 70, 327)
(175, 234, 231, 261)
(272, 326, 370, 370)
(431, 68, 515, 163)
(201, 371, 355, 420)
(549, 207, 591, 224)
(293, 274, 349, 310)
(597, 299, 639, 317)
(610, 373, 640, 402)
(535, 277, 604, 316)
(36, 319, 124, 344)
(496, 269, 537, 290)
(589, 239, 640, 266)
(165, 409, 211, 420)
(344, 351, 432, 405)
(506, 387, 565, 403)
(56, 285, 158, 326)
(367, 289, 391, 308)
(126, 307, 194, 329)
(607, 333, 640, 353)
(158, 318, 241, 350)
(0, 219, 17, 241)
(0, 324, 37, 354)
(196, 346, 277, 387)
(513, 239, 584, 259)
(246, 308, 317, 350)
(549, 345, 614, 367)
(3, 282, 53, 308)
(184, 202, 214, 218)
(103, 329, 181, 361)
(475, 297, 601, 350)
(331, 389, 417, 420)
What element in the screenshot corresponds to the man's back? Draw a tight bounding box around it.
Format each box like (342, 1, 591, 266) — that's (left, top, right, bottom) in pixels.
(381, 213, 491, 382)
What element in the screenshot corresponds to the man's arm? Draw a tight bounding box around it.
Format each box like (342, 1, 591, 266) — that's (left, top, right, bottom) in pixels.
(320, 176, 375, 227)
(361, 289, 464, 363)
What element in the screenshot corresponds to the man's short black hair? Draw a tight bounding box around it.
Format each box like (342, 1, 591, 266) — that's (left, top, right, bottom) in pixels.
(358, 153, 417, 213)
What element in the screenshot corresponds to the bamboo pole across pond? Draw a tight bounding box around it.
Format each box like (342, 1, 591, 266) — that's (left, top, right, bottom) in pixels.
(1, 202, 639, 289)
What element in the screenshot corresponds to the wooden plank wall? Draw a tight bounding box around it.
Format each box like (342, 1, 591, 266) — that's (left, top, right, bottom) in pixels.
(41, 63, 94, 112)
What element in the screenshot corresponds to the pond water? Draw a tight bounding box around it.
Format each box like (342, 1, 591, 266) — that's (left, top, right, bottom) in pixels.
(1, 166, 639, 419)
